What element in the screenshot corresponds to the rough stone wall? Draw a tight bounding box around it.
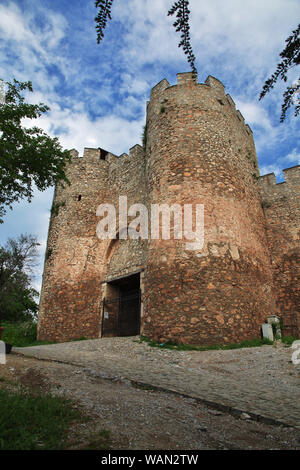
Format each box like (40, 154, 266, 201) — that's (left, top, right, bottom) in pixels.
(38, 71, 299, 345)
(38, 145, 146, 342)
(104, 144, 146, 281)
(259, 166, 300, 337)
(142, 72, 276, 345)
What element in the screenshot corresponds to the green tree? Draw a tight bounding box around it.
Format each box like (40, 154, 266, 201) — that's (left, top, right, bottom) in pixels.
(95, 0, 197, 74)
(0, 79, 71, 223)
(260, 23, 300, 122)
(0, 234, 40, 322)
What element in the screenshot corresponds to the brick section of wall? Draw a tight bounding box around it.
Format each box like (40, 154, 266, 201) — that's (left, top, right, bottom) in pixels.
(259, 166, 300, 337)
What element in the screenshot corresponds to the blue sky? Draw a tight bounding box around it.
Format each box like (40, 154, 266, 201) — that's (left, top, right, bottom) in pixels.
(0, 0, 299, 291)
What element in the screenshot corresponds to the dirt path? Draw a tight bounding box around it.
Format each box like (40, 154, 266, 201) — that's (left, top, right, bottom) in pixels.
(14, 337, 300, 428)
(1, 353, 300, 450)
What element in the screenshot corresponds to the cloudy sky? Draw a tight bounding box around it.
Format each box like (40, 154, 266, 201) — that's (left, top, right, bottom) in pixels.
(0, 0, 299, 291)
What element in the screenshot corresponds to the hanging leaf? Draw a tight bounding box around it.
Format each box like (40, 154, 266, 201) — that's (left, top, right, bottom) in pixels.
(260, 23, 300, 122)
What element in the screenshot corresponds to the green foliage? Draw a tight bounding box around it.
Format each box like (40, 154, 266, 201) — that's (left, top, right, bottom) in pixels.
(71, 336, 88, 341)
(270, 322, 282, 340)
(95, 1, 197, 75)
(282, 335, 299, 346)
(168, 1, 197, 75)
(51, 200, 66, 216)
(0, 388, 82, 450)
(0, 286, 38, 322)
(142, 122, 148, 151)
(95, 0, 114, 43)
(260, 23, 299, 122)
(139, 336, 273, 351)
(0, 79, 71, 222)
(0, 320, 45, 347)
(0, 321, 94, 347)
(0, 234, 39, 322)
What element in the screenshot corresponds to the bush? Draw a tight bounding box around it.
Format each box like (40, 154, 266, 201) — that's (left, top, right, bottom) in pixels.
(0, 320, 41, 347)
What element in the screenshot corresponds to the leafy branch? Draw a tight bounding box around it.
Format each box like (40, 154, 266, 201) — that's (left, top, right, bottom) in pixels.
(167, 0, 197, 75)
(95, 0, 114, 44)
(0, 80, 71, 222)
(259, 23, 300, 122)
(95, 0, 197, 74)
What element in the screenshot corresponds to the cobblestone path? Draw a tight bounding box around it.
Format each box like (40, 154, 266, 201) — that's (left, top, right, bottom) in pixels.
(14, 337, 300, 428)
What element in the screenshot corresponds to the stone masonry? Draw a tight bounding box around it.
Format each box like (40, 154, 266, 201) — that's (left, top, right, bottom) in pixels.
(37, 72, 300, 345)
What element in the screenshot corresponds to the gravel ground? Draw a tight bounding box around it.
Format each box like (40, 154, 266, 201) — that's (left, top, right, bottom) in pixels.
(14, 337, 300, 428)
(1, 354, 300, 450)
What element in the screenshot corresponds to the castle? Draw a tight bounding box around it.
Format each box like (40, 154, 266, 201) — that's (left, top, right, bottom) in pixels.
(37, 72, 300, 345)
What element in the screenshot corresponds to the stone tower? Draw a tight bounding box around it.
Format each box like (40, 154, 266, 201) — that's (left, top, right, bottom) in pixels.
(37, 72, 299, 345)
(142, 73, 275, 345)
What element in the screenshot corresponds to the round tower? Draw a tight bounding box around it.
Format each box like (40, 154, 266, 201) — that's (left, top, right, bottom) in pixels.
(142, 72, 275, 346)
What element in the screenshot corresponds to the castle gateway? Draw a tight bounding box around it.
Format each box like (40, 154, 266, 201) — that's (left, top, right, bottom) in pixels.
(37, 73, 300, 345)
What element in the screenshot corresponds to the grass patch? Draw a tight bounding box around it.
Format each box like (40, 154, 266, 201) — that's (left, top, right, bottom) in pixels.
(0, 388, 84, 450)
(281, 336, 298, 346)
(71, 336, 88, 342)
(139, 336, 274, 352)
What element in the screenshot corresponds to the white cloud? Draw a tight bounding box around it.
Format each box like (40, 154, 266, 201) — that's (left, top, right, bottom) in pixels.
(112, 0, 300, 82)
(28, 102, 145, 156)
(0, 2, 67, 50)
(120, 73, 150, 95)
(0, 2, 67, 90)
(235, 100, 273, 131)
(260, 164, 283, 177)
(284, 148, 300, 166)
(0, 3, 38, 45)
(260, 148, 300, 178)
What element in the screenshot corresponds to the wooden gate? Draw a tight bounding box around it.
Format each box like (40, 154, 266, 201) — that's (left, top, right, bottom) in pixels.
(101, 289, 141, 337)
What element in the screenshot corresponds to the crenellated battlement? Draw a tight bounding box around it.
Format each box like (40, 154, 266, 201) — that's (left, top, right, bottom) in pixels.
(283, 164, 300, 185)
(259, 164, 300, 197)
(68, 144, 144, 169)
(148, 72, 254, 142)
(82, 147, 117, 163)
(68, 73, 255, 175)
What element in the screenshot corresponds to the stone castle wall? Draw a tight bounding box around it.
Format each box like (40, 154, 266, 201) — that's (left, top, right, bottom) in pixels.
(259, 166, 300, 337)
(38, 145, 146, 342)
(37, 72, 299, 344)
(142, 72, 275, 345)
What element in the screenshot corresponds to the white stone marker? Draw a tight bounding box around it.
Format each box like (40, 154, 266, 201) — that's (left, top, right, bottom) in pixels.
(262, 323, 274, 342)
